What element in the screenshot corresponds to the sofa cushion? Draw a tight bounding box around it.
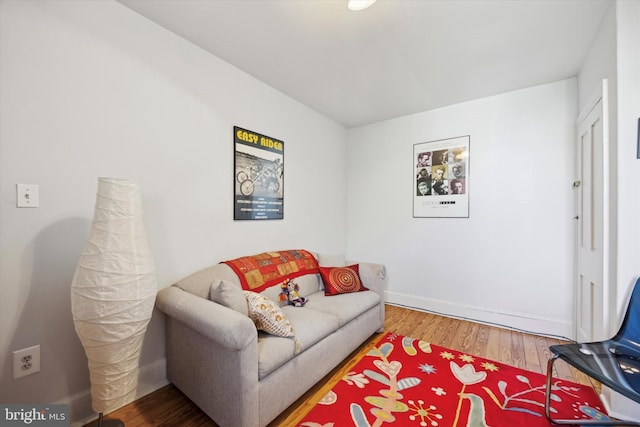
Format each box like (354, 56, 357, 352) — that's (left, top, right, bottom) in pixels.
(210, 280, 248, 316)
(319, 264, 368, 296)
(303, 290, 381, 327)
(257, 307, 339, 379)
(175, 263, 240, 299)
(283, 306, 340, 349)
(244, 291, 295, 338)
(291, 273, 322, 297)
(318, 253, 346, 267)
(257, 333, 293, 380)
(259, 273, 321, 306)
(260, 283, 284, 305)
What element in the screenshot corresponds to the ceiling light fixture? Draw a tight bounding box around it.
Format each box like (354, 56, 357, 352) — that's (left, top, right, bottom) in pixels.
(348, 0, 376, 11)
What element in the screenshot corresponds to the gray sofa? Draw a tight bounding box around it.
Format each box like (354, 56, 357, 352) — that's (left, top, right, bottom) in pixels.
(155, 252, 387, 427)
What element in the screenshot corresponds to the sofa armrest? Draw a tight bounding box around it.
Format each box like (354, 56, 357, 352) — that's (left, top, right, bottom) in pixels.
(355, 262, 387, 295)
(156, 285, 256, 351)
(157, 285, 260, 427)
(349, 262, 387, 333)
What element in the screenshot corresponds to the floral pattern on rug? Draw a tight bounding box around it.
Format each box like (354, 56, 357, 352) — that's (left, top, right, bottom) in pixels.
(298, 333, 609, 427)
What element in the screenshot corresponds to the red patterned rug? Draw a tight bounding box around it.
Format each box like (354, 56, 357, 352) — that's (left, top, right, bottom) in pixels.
(298, 332, 609, 427)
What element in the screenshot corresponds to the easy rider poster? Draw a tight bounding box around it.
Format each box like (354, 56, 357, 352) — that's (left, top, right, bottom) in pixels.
(234, 126, 284, 220)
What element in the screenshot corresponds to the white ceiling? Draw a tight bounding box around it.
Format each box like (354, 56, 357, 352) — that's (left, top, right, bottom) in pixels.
(118, 0, 611, 128)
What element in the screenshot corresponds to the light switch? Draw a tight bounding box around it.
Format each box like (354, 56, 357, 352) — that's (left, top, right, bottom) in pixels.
(17, 184, 39, 208)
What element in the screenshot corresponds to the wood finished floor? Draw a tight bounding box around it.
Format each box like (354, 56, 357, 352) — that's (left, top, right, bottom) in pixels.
(93, 304, 598, 427)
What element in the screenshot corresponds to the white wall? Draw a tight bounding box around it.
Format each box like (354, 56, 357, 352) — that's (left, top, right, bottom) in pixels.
(0, 0, 347, 422)
(347, 79, 578, 337)
(578, 3, 617, 113)
(608, 1, 640, 418)
(614, 0, 640, 315)
(546, 1, 639, 419)
(577, 0, 640, 330)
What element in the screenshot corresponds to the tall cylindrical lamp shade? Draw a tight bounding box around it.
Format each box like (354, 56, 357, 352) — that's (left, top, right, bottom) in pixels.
(71, 178, 156, 416)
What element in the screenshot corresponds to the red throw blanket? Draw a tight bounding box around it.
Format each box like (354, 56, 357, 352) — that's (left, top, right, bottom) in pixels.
(222, 249, 319, 293)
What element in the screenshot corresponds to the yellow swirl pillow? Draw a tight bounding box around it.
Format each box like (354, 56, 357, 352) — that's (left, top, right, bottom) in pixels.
(244, 291, 295, 337)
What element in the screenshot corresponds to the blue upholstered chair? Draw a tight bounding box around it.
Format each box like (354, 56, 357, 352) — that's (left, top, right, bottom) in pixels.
(545, 278, 640, 425)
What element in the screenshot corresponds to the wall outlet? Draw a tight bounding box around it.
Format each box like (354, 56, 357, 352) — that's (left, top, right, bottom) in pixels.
(13, 345, 40, 379)
(16, 184, 39, 208)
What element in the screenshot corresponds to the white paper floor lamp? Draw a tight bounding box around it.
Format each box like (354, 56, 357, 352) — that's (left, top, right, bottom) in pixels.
(71, 178, 157, 426)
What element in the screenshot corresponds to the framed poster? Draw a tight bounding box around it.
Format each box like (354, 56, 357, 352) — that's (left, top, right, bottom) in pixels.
(413, 135, 470, 218)
(234, 126, 284, 220)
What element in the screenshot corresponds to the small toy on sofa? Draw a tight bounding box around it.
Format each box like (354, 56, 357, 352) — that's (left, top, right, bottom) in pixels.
(279, 278, 308, 307)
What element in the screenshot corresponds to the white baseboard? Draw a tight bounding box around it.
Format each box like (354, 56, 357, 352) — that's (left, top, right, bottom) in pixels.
(66, 358, 168, 427)
(385, 290, 574, 340)
(599, 387, 640, 422)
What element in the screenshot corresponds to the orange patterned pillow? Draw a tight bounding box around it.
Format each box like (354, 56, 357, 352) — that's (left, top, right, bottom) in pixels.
(319, 264, 368, 296)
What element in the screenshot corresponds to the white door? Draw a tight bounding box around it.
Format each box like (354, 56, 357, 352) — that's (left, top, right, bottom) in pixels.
(575, 81, 609, 343)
